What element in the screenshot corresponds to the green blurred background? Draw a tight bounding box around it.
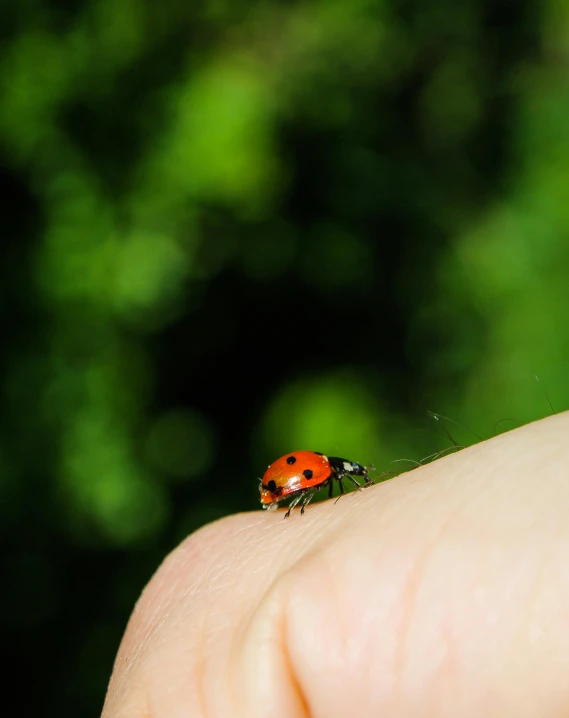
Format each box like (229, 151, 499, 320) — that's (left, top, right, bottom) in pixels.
(2, 0, 568, 714)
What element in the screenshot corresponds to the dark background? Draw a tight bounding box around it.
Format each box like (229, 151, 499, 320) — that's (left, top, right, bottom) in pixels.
(2, 0, 568, 714)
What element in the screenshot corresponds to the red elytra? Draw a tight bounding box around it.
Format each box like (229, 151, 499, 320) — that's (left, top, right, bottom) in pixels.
(259, 450, 372, 518)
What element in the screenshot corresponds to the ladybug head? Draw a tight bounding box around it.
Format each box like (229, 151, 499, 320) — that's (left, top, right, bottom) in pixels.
(259, 478, 282, 507)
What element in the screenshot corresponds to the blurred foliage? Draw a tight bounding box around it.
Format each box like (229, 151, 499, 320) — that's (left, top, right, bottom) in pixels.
(1, 0, 568, 714)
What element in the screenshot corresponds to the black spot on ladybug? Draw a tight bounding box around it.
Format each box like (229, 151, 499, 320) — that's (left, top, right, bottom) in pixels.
(267, 480, 277, 492)
(286, 456, 297, 465)
(303, 469, 313, 479)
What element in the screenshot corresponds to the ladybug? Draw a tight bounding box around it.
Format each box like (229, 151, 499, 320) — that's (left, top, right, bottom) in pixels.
(259, 450, 373, 518)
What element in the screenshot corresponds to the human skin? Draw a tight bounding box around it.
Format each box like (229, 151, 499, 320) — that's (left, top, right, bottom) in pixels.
(102, 412, 569, 718)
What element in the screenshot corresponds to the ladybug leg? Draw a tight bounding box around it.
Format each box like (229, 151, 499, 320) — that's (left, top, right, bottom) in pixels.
(347, 472, 374, 489)
(345, 474, 366, 491)
(284, 492, 305, 519)
(362, 470, 375, 487)
(333, 476, 346, 505)
(334, 472, 373, 503)
(299, 488, 318, 515)
(372, 469, 392, 484)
